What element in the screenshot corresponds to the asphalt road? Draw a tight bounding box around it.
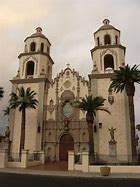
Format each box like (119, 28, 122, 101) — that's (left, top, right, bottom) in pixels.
(0, 172, 140, 187)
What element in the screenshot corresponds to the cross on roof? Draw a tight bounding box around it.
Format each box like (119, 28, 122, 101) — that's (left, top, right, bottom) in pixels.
(66, 63, 70, 68)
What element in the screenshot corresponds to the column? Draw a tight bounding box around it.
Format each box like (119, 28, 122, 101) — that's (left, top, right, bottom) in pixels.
(21, 149, 28, 168)
(68, 151, 74, 170)
(82, 151, 89, 172)
(0, 149, 8, 168)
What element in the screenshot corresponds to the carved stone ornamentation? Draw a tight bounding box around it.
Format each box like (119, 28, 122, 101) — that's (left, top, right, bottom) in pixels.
(63, 80, 71, 88)
(108, 89, 114, 105)
(108, 95, 114, 105)
(48, 99, 55, 114)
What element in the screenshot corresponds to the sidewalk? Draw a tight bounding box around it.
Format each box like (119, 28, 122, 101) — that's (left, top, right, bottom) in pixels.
(0, 168, 140, 179)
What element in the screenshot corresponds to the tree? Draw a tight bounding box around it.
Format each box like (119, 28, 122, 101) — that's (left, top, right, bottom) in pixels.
(3, 106, 10, 121)
(3, 106, 10, 116)
(74, 95, 110, 162)
(9, 86, 38, 155)
(109, 64, 140, 160)
(0, 87, 4, 99)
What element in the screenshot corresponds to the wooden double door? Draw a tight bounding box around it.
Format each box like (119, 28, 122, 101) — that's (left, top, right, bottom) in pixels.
(59, 134, 74, 161)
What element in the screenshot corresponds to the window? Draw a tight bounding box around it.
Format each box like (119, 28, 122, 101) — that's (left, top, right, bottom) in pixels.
(26, 61, 34, 76)
(63, 101, 73, 118)
(115, 35, 118, 44)
(82, 132, 86, 141)
(104, 34, 111, 45)
(48, 66, 51, 79)
(48, 132, 51, 141)
(97, 37, 100, 46)
(30, 42, 36, 51)
(24, 45, 27, 52)
(47, 46, 50, 54)
(104, 54, 114, 72)
(41, 43, 44, 52)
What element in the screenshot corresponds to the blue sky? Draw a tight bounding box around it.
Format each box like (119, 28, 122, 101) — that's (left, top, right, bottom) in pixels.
(0, 0, 140, 132)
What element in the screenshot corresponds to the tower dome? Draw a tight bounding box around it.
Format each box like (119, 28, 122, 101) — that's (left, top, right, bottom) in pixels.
(95, 19, 120, 34)
(91, 19, 126, 74)
(31, 27, 47, 38)
(24, 27, 48, 42)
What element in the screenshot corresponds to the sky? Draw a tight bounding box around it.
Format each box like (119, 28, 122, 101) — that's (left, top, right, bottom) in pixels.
(0, 0, 140, 133)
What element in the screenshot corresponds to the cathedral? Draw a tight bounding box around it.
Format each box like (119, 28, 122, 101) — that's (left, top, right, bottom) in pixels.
(9, 19, 132, 162)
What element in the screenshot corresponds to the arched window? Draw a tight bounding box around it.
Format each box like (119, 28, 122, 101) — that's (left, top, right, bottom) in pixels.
(104, 34, 111, 45)
(30, 42, 36, 51)
(48, 66, 51, 79)
(26, 61, 34, 76)
(104, 54, 114, 72)
(24, 45, 27, 52)
(97, 37, 100, 46)
(41, 43, 44, 52)
(48, 132, 51, 141)
(47, 147, 52, 160)
(47, 46, 50, 54)
(115, 35, 118, 44)
(82, 132, 86, 141)
(66, 70, 69, 77)
(63, 101, 73, 118)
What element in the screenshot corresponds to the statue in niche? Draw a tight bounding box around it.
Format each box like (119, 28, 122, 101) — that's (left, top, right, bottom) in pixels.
(108, 127, 116, 142)
(5, 126, 10, 141)
(48, 99, 54, 114)
(92, 64, 98, 73)
(64, 117, 72, 131)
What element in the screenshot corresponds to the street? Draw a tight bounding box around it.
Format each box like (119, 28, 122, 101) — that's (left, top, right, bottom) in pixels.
(0, 172, 140, 187)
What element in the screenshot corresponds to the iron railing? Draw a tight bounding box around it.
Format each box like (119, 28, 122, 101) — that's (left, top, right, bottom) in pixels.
(28, 152, 40, 162)
(74, 153, 140, 165)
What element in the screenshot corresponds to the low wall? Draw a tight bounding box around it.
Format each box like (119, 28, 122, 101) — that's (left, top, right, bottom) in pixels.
(7, 162, 22, 168)
(27, 161, 42, 167)
(89, 165, 140, 173)
(0, 149, 45, 168)
(68, 151, 140, 174)
(109, 166, 140, 174)
(72, 164, 140, 174)
(74, 164, 82, 171)
(7, 160, 42, 168)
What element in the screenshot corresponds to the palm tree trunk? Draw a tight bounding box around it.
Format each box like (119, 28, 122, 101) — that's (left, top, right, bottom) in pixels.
(87, 122, 95, 163)
(86, 112, 95, 163)
(128, 95, 137, 161)
(19, 108, 26, 156)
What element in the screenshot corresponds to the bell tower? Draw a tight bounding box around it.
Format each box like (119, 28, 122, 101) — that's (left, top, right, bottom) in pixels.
(18, 27, 53, 81)
(89, 19, 132, 162)
(91, 19, 126, 74)
(10, 27, 54, 153)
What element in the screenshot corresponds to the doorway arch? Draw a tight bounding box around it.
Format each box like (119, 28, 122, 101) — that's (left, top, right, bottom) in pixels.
(59, 134, 74, 161)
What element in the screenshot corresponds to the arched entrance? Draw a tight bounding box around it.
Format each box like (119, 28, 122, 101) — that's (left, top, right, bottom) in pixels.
(59, 134, 74, 161)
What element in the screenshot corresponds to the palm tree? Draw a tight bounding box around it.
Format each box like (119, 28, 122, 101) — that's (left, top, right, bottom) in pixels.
(3, 106, 10, 116)
(3, 106, 10, 121)
(74, 95, 110, 162)
(9, 86, 38, 155)
(0, 87, 4, 99)
(109, 64, 140, 160)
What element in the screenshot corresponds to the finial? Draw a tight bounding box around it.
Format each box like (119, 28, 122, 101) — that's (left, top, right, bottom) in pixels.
(66, 63, 70, 68)
(36, 27, 42, 33)
(103, 19, 110, 25)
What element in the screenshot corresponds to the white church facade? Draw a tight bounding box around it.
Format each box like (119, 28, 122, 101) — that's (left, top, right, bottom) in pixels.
(9, 19, 132, 163)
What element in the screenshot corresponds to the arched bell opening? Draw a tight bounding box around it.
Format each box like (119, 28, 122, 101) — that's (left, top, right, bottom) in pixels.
(26, 61, 35, 78)
(104, 34, 111, 45)
(104, 54, 114, 73)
